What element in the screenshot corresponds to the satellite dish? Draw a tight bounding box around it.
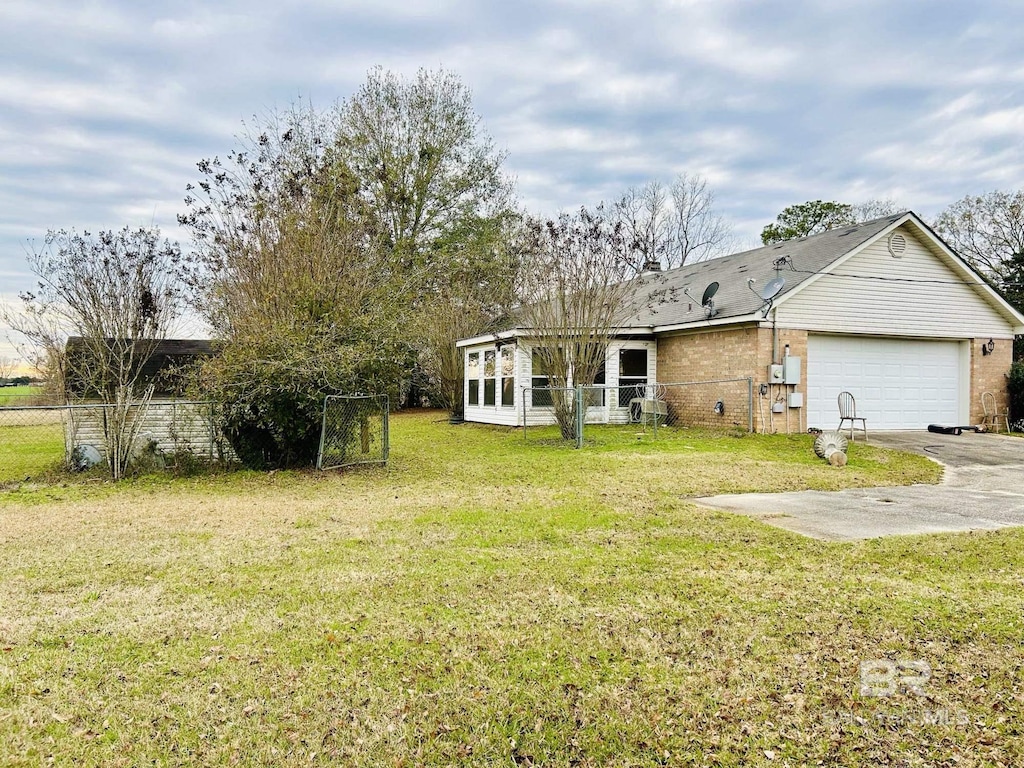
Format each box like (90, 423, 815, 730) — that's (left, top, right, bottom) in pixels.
(761, 276, 786, 301)
(71, 444, 103, 471)
(701, 281, 720, 306)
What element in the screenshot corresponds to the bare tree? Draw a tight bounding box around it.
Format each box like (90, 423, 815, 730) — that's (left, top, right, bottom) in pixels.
(5, 228, 182, 479)
(614, 180, 673, 272)
(517, 206, 644, 440)
(853, 197, 902, 222)
(0, 356, 15, 382)
(933, 190, 1024, 280)
(613, 173, 732, 273)
(668, 173, 733, 267)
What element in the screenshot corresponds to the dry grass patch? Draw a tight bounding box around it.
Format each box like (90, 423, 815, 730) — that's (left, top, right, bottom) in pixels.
(4, 412, 1019, 766)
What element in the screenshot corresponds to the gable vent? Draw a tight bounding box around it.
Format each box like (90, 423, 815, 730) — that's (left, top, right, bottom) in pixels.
(888, 232, 907, 257)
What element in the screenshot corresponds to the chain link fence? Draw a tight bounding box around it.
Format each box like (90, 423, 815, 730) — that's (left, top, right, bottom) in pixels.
(521, 378, 753, 447)
(318, 394, 389, 470)
(0, 401, 229, 482)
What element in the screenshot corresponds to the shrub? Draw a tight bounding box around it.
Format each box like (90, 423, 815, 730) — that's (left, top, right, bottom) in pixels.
(1009, 360, 1024, 427)
(198, 330, 403, 470)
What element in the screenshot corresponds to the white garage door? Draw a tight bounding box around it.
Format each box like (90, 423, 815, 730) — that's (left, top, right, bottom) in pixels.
(806, 336, 962, 430)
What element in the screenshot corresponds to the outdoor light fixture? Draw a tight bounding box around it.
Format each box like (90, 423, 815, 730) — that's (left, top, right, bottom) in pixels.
(982, 338, 996, 355)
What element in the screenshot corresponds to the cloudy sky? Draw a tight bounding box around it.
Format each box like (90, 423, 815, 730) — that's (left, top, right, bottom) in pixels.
(2, 0, 1024, 358)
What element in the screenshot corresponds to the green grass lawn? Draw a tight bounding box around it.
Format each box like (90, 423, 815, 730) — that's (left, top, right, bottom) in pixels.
(0, 386, 47, 407)
(1, 412, 1021, 766)
(0, 421, 66, 484)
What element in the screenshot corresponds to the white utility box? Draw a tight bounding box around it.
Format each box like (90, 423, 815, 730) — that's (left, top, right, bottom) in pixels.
(783, 355, 801, 385)
(788, 392, 803, 408)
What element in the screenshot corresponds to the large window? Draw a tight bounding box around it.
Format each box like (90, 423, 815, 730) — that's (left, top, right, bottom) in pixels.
(468, 346, 516, 409)
(467, 352, 480, 406)
(618, 348, 648, 407)
(500, 346, 515, 407)
(484, 350, 496, 406)
(586, 358, 607, 407)
(531, 349, 553, 407)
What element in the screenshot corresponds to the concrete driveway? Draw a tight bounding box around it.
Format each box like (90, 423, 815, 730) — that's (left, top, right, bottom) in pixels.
(695, 431, 1024, 540)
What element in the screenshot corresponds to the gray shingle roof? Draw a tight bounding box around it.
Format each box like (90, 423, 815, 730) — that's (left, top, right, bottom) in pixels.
(624, 212, 908, 329)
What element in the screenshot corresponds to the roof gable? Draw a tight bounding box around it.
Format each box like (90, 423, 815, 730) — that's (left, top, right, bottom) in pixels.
(775, 221, 1023, 337)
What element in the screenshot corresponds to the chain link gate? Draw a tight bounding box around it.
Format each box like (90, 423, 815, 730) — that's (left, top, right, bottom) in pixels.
(317, 394, 389, 470)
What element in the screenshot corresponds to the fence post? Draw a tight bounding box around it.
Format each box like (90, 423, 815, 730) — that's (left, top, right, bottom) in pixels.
(748, 377, 754, 433)
(575, 385, 584, 449)
(522, 387, 528, 442)
(316, 395, 330, 470)
(382, 395, 390, 463)
(652, 386, 659, 438)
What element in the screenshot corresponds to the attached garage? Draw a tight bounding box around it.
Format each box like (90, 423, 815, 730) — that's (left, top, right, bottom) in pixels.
(806, 335, 965, 430)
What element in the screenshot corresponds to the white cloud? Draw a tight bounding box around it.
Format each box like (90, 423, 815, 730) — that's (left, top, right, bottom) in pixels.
(2, 0, 1024, 303)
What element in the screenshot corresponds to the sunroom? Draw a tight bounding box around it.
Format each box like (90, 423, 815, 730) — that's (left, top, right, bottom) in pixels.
(456, 334, 657, 427)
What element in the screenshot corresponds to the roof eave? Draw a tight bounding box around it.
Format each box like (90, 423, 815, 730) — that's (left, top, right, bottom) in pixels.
(456, 326, 657, 347)
(653, 313, 763, 334)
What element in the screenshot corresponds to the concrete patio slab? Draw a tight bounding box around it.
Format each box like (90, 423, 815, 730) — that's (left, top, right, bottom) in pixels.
(695, 431, 1024, 540)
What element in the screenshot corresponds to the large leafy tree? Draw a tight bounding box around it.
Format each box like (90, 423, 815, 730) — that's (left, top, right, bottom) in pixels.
(337, 67, 517, 412)
(760, 199, 901, 244)
(337, 67, 513, 263)
(180, 70, 519, 463)
(180, 104, 410, 468)
(761, 201, 856, 244)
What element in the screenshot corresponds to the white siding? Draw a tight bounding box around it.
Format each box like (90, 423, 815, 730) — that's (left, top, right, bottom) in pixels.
(463, 342, 521, 426)
(776, 225, 1015, 339)
(65, 401, 229, 461)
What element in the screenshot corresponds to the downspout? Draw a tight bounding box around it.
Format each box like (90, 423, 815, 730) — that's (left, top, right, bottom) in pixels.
(771, 306, 779, 365)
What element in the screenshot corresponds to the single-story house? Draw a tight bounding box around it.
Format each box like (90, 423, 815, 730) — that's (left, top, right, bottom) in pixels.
(457, 211, 1024, 432)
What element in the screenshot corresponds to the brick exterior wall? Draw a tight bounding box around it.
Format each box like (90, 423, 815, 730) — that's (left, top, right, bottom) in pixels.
(756, 328, 808, 434)
(657, 326, 1015, 434)
(969, 338, 1012, 428)
(656, 325, 808, 433)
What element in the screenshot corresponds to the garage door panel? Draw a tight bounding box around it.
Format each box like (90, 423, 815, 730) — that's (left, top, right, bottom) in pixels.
(806, 336, 961, 430)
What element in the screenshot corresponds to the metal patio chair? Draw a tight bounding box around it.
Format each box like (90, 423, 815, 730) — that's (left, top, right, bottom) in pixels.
(837, 391, 868, 441)
(981, 391, 1010, 434)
